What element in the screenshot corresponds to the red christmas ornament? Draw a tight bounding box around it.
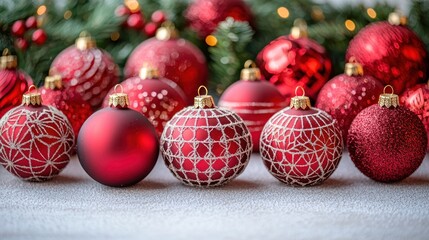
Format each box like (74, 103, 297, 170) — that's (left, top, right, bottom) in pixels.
(32, 29, 47, 45)
(400, 83, 429, 150)
(348, 86, 427, 182)
(260, 87, 343, 187)
(115, 5, 130, 17)
(151, 10, 167, 24)
(78, 86, 159, 187)
(102, 66, 187, 136)
(51, 33, 119, 107)
(218, 60, 286, 152)
(316, 61, 384, 141)
(126, 13, 145, 29)
(143, 22, 158, 37)
(11, 20, 26, 37)
(0, 87, 75, 181)
(0, 50, 32, 118)
(346, 13, 428, 94)
(15, 38, 29, 51)
(185, 0, 253, 37)
(25, 16, 38, 29)
(257, 20, 332, 103)
(125, 23, 208, 105)
(160, 86, 252, 187)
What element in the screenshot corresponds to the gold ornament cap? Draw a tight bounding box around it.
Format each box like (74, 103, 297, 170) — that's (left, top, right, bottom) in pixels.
(378, 85, 399, 108)
(156, 21, 179, 41)
(240, 60, 261, 81)
(344, 58, 363, 76)
(139, 64, 160, 79)
(22, 85, 42, 106)
(194, 86, 215, 109)
(290, 86, 311, 110)
(0, 49, 18, 69)
(109, 84, 130, 108)
(388, 12, 407, 26)
(290, 19, 308, 39)
(44, 74, 63, 90)
(75, 31, 97, 50)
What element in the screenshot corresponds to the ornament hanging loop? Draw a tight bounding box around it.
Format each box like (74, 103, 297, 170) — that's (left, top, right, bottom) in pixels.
(379, 85, 399, 108)
(383, 85, 394, 95)
(295, 86, 306, 97)
(195, 85, 215, 109)
(290, 86, 311, 110)
(23, 85, 42, 106)
(114, 84, 124, 94)
(198, 85, 208, 96)
(0, 48, 17, 69)
(241, 60, 261, 81)
(109, 84, 129, 108)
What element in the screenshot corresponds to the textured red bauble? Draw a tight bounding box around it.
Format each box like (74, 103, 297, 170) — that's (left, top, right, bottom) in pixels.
(151, 10, 166, 24)
(256, 24, 332, 104)
(25, 16, 37, 29)
(400, 83, 429, 151)
(14, 38, 29, 51)
(316, 62, 384, 141)
(11, 20, 26, 37)
(78, 90, 159, 187)
(0, 90, 75, 181)
(346, 14, 428, 94)
(32, 29, 47, 45)
(218, 61, 286, 152)
(260, 88, 343, 187)
(348, 88, 427, 182)
(160, 87, 252, 187)
(185, 0, 253, 37)
(126, 13, 145, 29)
(125, 24, 208, 105)
(51, 33, 119, 107)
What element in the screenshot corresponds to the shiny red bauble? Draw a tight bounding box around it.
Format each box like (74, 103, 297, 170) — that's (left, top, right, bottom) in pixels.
(11, 20, 26, 37)
(125, 25, 208, 105)
(151, 10, 166, 24)
(32, 29, 47, 45)
(51, 34, 119, 107)
(0, 92, 75, 181)
(25, 16, 37, 29)
(400, 84, 429, 150)
(126, 13, 145, 29)
(185, 0, 253, 37)
(160, 89, 252, 187)
(346, 16, 428, 94)
(260, 90, 343, 187)
(78, 92, 159, 187)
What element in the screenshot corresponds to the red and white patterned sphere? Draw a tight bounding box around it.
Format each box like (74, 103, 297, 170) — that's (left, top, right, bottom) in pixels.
(260, 100, 343, 186)
(0, 100, 75, 181)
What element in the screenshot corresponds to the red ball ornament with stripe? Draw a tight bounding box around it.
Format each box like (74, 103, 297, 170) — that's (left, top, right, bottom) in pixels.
(78, 85, 159, 187)
(125, 22, 208, 105)
(51, 32, 119, 107)
(160, 86, 252, 187)
(260, 87, 343, 187)
(348, 86, 427, 182)
(218, 60, 286, 152)
(0, 86, 75, 181)
(102, 66, 187, 136)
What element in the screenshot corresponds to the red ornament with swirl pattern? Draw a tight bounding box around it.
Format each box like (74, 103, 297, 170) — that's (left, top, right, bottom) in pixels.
(0, 88, 75, 181)
(256, 21, 332, 104)
(400, 83, 429, 151)
(218, 60, 286, 152)
(260, 87, 343, 187)
(346, 13, 428, 94)
(348, 86, 427, 182)
(124, 23, 208, 105)
(50, 33, 119, 107)
(160, 86, 252, 187)
(316, 61, 384, 142)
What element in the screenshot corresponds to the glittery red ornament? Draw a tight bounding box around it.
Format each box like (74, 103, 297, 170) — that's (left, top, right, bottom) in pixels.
(348, 86, 427, 182)
(160, 86, 252, 187)
(51, 33, 119, 107)
(316, 61, 384, 141)
(78, 88, 159, 187)
(0, 88, 75, 181)
(257, 22, 332, 103)
(260, 87, 343, 187)
(185, 0, 253, 37)
(346, 13, 428, 94)
(219, 60, 286, 152)
(102, 66, 187, 136)
(400, 83, 429, 151)
(125, 23, 207, 105)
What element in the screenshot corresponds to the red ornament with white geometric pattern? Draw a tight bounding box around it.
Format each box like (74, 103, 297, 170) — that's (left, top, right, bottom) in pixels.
(218, 60, 286, 152)
(102, 66, 187, 136)
(0, 87, 75, 181)
(260, 87, 343, 187)
(50, 32, 119, 107)
(160, 86, 252, 187)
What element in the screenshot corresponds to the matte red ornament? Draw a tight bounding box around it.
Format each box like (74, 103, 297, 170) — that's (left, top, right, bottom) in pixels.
(32, 29, 47, 45)
(257, 21, 332, 104)
(160, 86, 252, 187)
(185, 0, 253, 37)
(51, 33, 119, 107)
(260, 87, 343, 187)
(125, 23, 208, 105)
(400, 83, 429, 150)
(78, 87, 159, 187)
(11, 20, 26, 37)
(25, 16, 37, 29)
(316, 61, 384, 141)
(348, 86, 427, 182)
(102, 66, 187, 136)
(219, 60, 286, 152)
(0, 88, 75, 181)
(346, 13, 428, 94)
